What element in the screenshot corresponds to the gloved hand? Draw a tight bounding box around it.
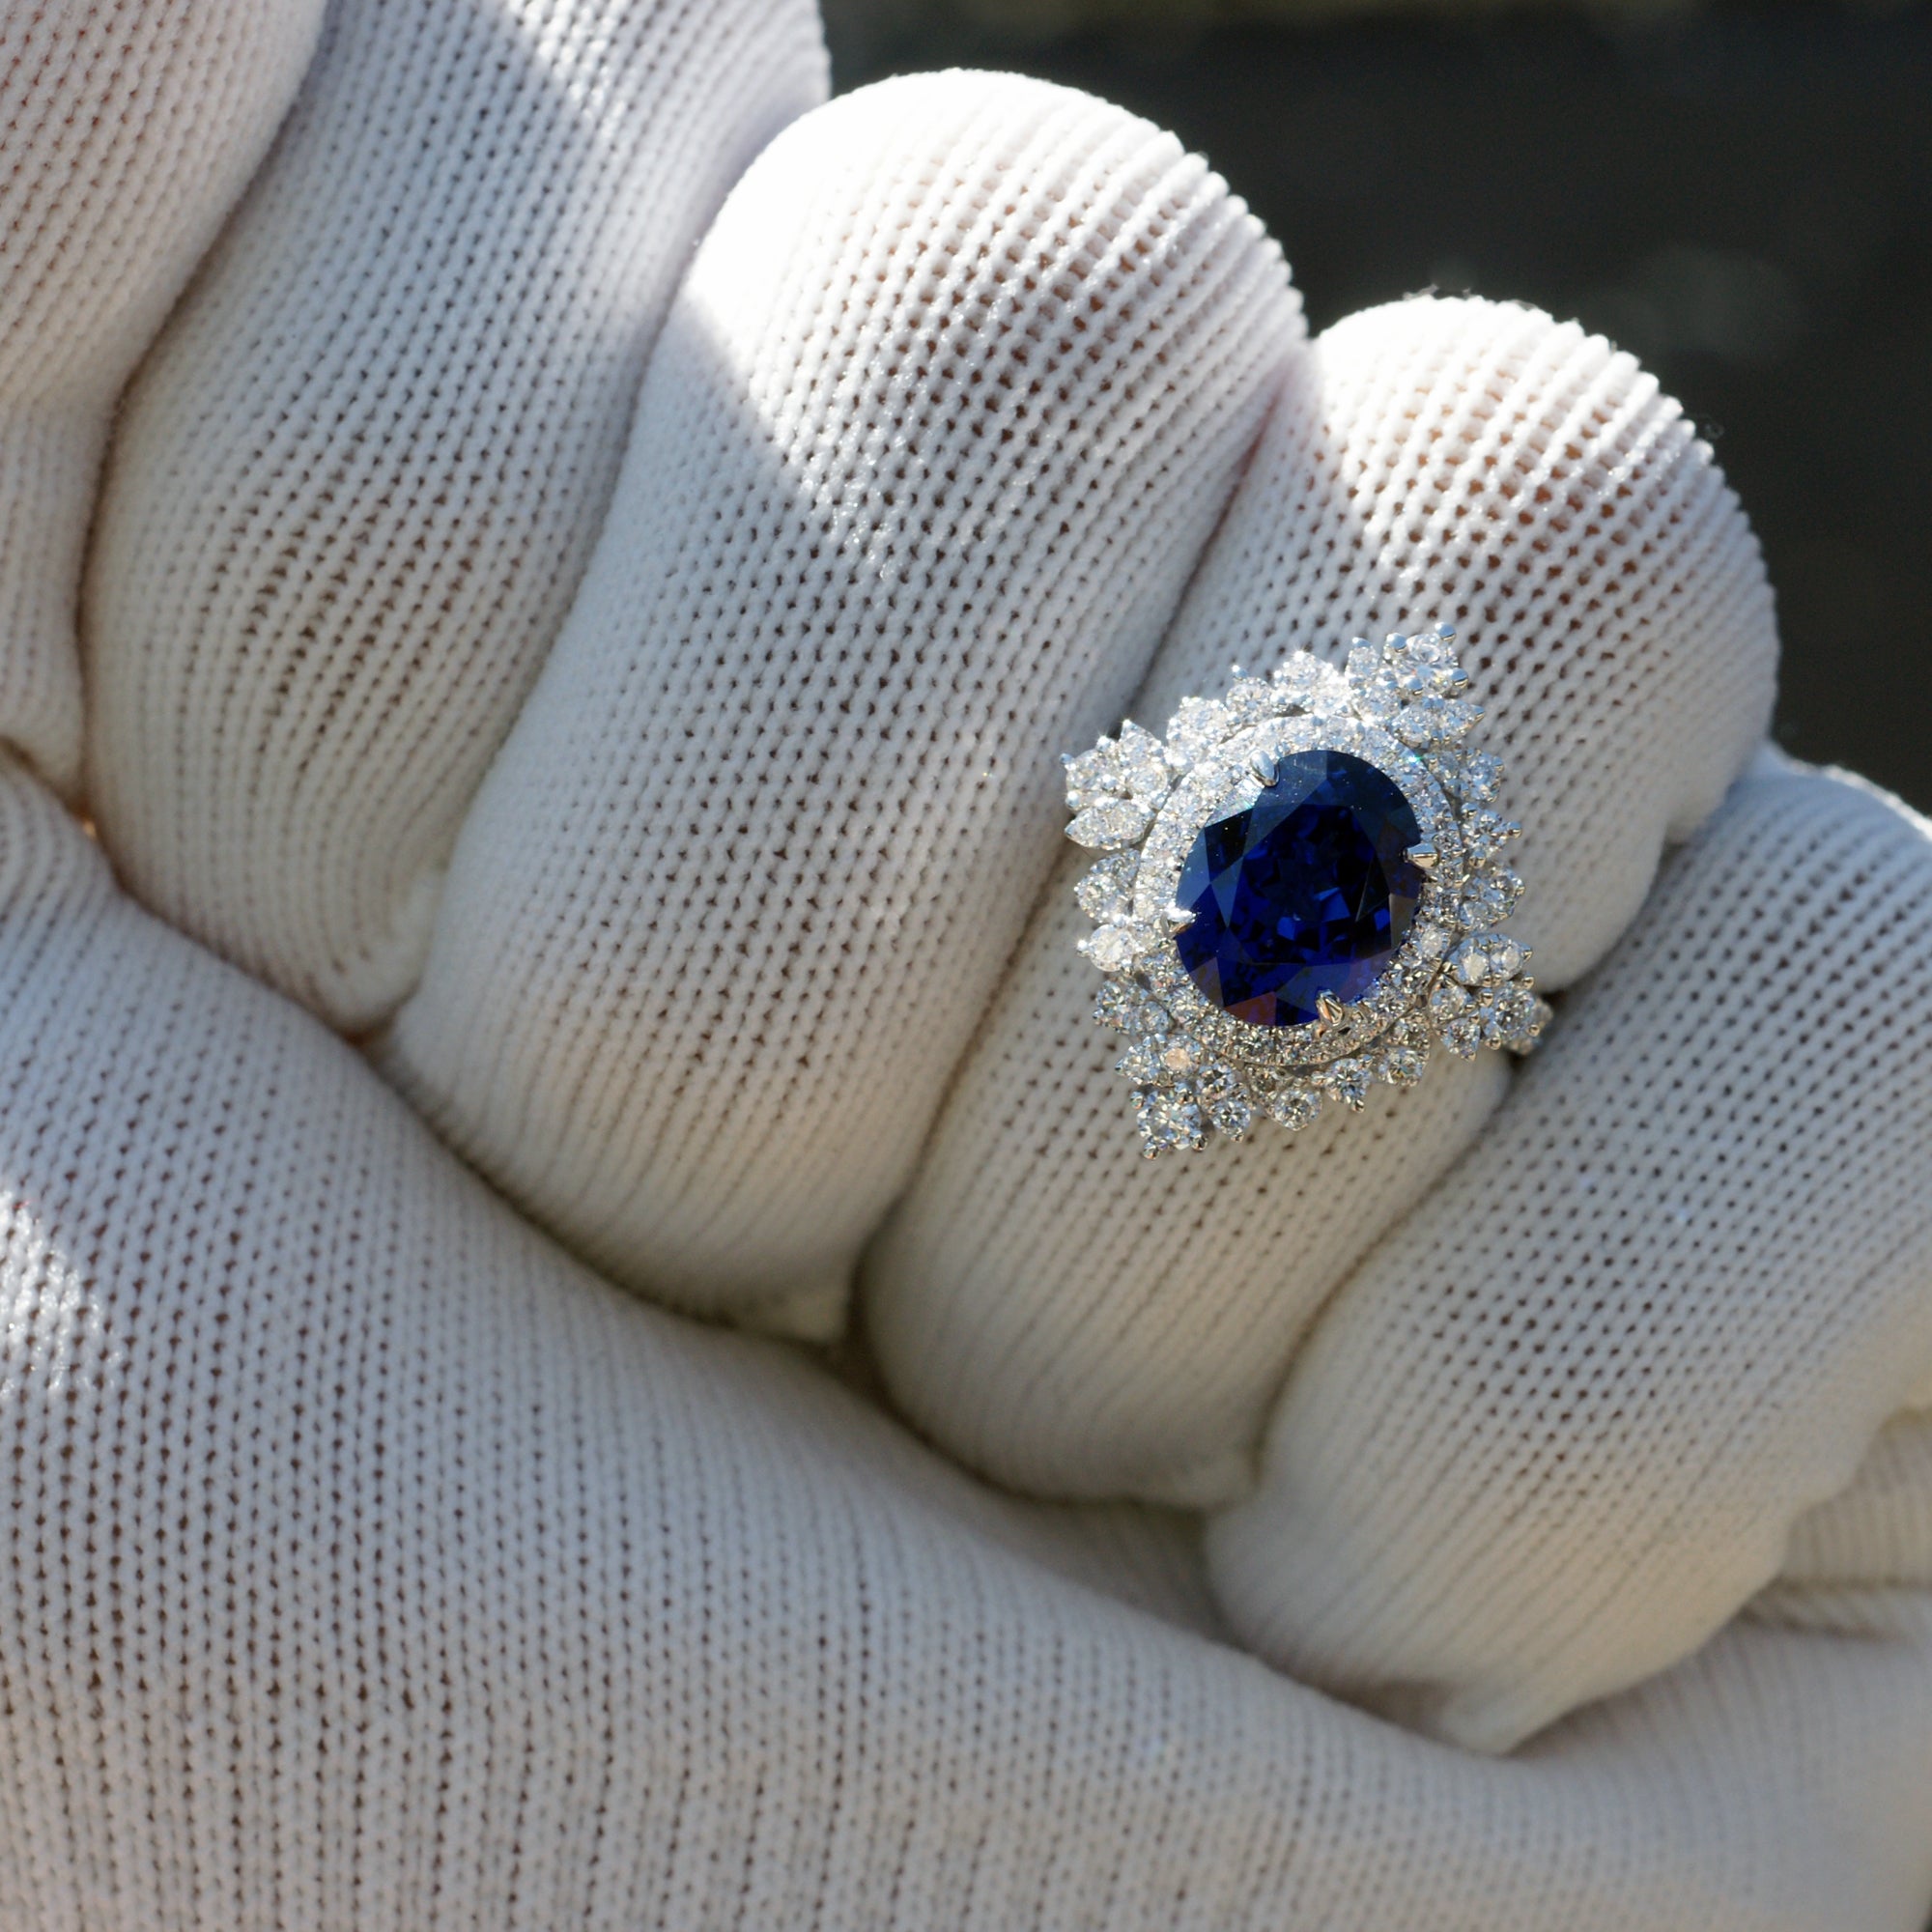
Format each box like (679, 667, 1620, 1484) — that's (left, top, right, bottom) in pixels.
(4, 2, 1929, 1926)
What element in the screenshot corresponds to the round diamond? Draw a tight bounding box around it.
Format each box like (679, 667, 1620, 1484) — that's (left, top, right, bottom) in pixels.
(1484, 984, 1547, 1049)
(1174, 749, 1426, 1028)
(1195, 1062, 1240, 1103)
(1463, 810, 1520, 866)
(1266, 1081, 1322, 1130)
(1075, 853, 1135, 923)
(1166, 696, 1230, 764)
(1083, 924, 1143, 972)
(1459, 751, 1504, 802)
(1325, 1057, 1374, 1109)
(1224, 678, 1274, 724)
(1158, 1037, 1202, 1077)
(1136, 1089, 1204, 1154)
(1272, 656, 1322, 701)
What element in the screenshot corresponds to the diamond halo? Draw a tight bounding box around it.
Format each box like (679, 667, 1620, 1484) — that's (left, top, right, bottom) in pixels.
(1065, 627, 1551, 1157)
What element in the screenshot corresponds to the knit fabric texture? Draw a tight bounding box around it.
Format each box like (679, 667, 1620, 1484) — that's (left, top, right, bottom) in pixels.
(867, 296, 1776, 1506)
(1210, 757, 1932, 1749)
(2, 6, 1930, 1927)
(385, 70, 1300, 1322)
(0, 0, 325, 797)
(3, 756, 1930, 1929)
(85, 0, 827, 1025)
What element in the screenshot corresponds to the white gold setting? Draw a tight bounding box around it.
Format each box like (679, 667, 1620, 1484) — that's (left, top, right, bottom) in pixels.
(1065, 627, 1550, 1156)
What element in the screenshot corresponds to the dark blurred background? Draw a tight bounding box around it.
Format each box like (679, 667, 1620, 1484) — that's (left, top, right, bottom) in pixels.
(825, 0, 1932, 810)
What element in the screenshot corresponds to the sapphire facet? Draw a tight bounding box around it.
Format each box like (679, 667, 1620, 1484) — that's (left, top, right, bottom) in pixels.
(1176, 749, 1424, 1027)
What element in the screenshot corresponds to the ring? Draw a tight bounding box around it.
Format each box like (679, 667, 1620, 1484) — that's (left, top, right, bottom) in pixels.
(1064, 626, 1550, 1156)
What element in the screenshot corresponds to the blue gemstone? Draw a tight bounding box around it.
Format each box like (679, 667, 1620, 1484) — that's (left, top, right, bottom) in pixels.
(1176, 749, 1424, 1028)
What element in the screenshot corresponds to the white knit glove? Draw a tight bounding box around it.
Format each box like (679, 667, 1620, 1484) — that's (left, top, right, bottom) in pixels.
(4, 3, 1929, 1926)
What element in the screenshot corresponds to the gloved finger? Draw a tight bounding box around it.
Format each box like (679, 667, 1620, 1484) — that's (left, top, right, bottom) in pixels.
(382, 71, 1300, 1332)
(0, 0, 324, 795)
(1208, 761, 1932, 1752)
(3, 761, 1927, 1930)
(867, 296, 1775, 1505)
(83, 0, 826, 1027)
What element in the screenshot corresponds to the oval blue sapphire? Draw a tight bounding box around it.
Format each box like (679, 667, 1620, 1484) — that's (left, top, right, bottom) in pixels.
(1175, 748, 1424, 1028)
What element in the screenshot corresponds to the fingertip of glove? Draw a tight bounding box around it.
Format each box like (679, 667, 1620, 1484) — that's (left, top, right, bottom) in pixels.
(766, 66, 1296, 321)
